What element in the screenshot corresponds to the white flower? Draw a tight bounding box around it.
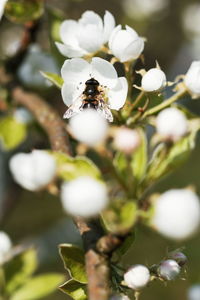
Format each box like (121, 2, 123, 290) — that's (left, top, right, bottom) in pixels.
(151, 189, 200, 240)
(69, 109, 108, 146)
(188, 285, 200, 300)
(156, 107, 188, 141)
(61, 57, 128, 120)
(114, 127, 140, 154)
(9, 150, 57, 191)
(184, 61, 200, 98)
(0, 0, 7, 20)
(14, 108, 33, 124)
(61, 176, 108, 217)
(0, 231, 12, 263)
(182, 4, 200, 36)
(108, 25, 144, 62)
(56, 10, 115, 58)
(158, 260, 180, 280)
(141, 68, 167, 92)
(124, 264, 150, 290)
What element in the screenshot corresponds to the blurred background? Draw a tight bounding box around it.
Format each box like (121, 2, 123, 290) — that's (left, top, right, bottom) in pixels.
(1, 0, 200, 299)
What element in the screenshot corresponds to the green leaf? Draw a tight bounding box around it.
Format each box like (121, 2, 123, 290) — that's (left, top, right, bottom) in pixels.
(131, 128, 147, 182)
(10, 273, 64, 300)
(113, 152, 128, 179)
(113, 231, 135, 261)
(3, 248, 37, 295)
(53, 152, 101, 181)
(59, 279, 87, 300)
(0, 116, 27, 150)
(101, 201, 138, 234)
(59, 244, 87, 284)
(40, 71, 63, 89)
(5, 0, 44, 24)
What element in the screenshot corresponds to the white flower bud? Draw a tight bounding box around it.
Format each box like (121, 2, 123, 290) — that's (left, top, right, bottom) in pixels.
(188, 285, 200, 300)
(158, 259, 180, 280)
(69, 109, 108, 146)
(14, 108, 33, 124)
(124, 264, 150, 290)
(156, 107, 188, 141)
(151, 189, 200, 240)
(114, 128, 140, 154)
(9, 150, 57, 191)
(168, 251, 187, 267)
(61, 176, 108, 217)
(184, 61, 200, 98)
(0, 231, 12, 263)
(141, 68, 167, 92)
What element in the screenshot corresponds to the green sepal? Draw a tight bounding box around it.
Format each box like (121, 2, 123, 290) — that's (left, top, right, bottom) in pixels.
(40, 71, 63, 89)
(59, 279, 87, 300)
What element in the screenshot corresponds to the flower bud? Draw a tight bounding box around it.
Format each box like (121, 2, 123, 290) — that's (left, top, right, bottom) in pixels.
(141, 68, 167, 92)
(156, 107, 188, 141)
(69, 109, 108, 147)
(9, 150, 57, 191)
(151, 189, 200, 240)
(188, 285, 200, 300)
(168, 251, 187, 267)
(124, 264, 150, 290)
(158, 259, 180, 280)
(184, 61, 200, 98)
(113, 127, 140, 154)
(0, 231, 12, 263)
(108, 25, 144, 62)
(61, 176, 108, 217)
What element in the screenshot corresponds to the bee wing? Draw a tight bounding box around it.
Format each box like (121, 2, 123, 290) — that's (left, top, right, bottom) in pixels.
(97, 101, 113, 122)
(63, 97, 83, 119)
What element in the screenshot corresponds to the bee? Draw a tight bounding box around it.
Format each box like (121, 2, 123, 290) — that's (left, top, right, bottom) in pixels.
(63, 78, 113, 122)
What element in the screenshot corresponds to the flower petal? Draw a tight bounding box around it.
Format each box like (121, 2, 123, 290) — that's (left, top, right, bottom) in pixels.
(108, 25, 122, 49)
(108, 77, 128, 110)
(61, 58, 91, 85)
(79, 10, 103, 29)
(125, 25, 139, 39)
(91, 57, 118, 88)
(0, 0, 7, 20)
(78, 24, 104, 53)
(60, 20, 80, 46)
(55, 42, 86, 58)
(103, 11, 115, 43)
(121, 37, 144, 62)
(109, 29, 133, 60)
(61, 82, 84, 106)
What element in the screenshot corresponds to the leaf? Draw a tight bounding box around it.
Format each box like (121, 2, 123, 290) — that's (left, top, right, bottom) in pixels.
(59, 244, 87, 284)
(113, 152, 128, 179)
(10, 273, 64, 300)
(131, 128, 147, 182)
(40, 71, 63, 89)
(59, 279, 87, 300)
(113, 231, 135, 260)
(0, 116, 27, 150)
(53, 152, 101, 181)
(3, 248, 37, 295)
(5, 0, 44, 24)
(101, 201, 138, 234)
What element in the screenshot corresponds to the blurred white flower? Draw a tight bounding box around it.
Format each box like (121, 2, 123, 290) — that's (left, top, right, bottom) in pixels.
(114, 127, 140, 154)
(0, 231, 12, 263)
(0, 0, 7, 20)
(158, 259, 180, 280)
(69, 109, 108, 146)
(188, 284, 200, 300)
(110, 294, 130, 300)
(151, 189, 200, 240)
(13, 108, 33, 124)
(156, 107, 188, 141)
(9, 150, 57, 191)
(141, 68, 167, 92)
(61, 176, 108, 217)
(108, 25, 144, 62)
(61, 57, 128, 121)
(182, 4, 200, 36)
(184, 61, 200, 98)
(56, 10, 115, 58)
(124, 264, 150, 290)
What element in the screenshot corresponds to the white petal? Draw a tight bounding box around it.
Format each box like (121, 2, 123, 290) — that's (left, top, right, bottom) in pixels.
(125, 25, 139, 39)
(78, 24, 104, 53)
(121, 37, 144, 62)
(0, 0, 7, 20)
(108, 25, 122, 49)
(60, 20, 80, 46)
(91, 57, 118, 88)
(55, 42, 86, 58)
(61, 58, 91, 85)
(109, 30, 133, 60)
(79, 10, 103, 29)
(108, 77, 128, 110)
(61, 82, 84, 106)
(103, 11, 116, 43)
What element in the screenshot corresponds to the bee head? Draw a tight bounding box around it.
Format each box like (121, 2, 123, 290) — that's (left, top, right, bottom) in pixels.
(85, 78, 99, 85)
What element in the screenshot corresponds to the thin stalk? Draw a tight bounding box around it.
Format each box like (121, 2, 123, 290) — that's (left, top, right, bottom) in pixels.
(130, 91, 145, 112)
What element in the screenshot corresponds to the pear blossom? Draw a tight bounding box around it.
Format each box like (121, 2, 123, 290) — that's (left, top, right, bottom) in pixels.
(0, 231, 12, 263)
(9, 150, 57, 191)
(0, 0, 7, 20)
(141, 68, 167, 92)
(151, 189, 200, 240)
(61, 57, 128, 121)
(184, 61, 200, 98)
(69, 109, 108, 146)
(56, 10, 115, 58)
(113, 127, 140, 154)
(158, 260, 180, 280)
(156, 107, 188, 141)
(61, 176, 108, 217)
(188, 285, 200, 300)
(124, 265, 150, 290)
(108, 25, 144, 62)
